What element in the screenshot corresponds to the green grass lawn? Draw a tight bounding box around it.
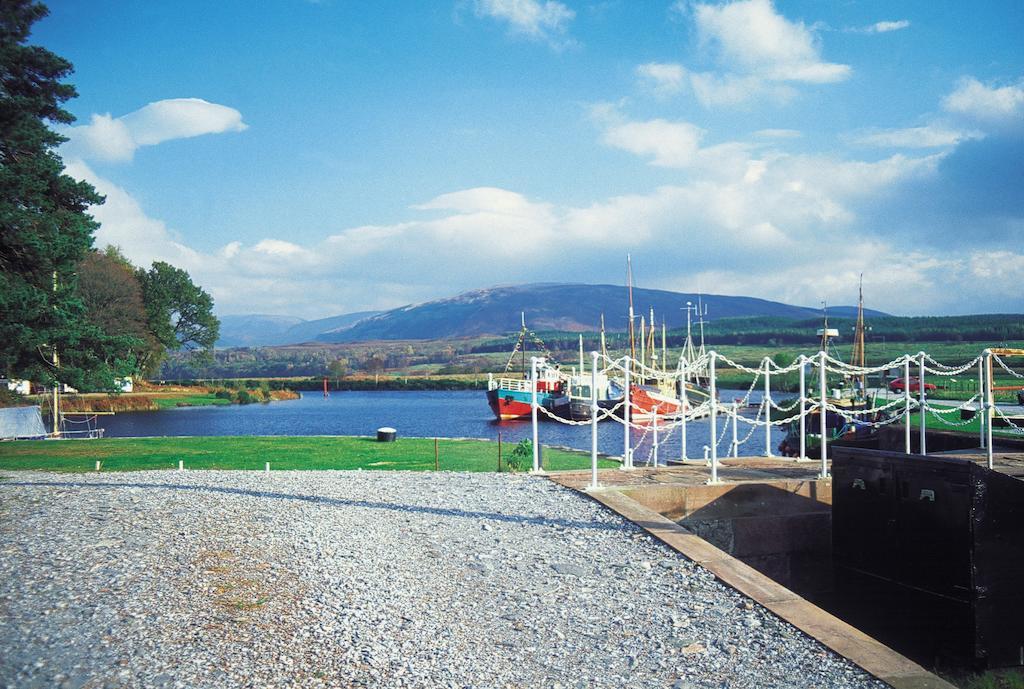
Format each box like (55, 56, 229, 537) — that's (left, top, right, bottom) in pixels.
(0, 436, 616, 473)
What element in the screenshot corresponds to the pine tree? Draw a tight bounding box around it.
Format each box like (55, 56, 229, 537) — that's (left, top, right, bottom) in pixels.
(0, 0, 132, 389)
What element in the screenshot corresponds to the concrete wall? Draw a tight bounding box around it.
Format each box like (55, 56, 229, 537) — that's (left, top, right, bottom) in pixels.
(622, 480, 833, 594)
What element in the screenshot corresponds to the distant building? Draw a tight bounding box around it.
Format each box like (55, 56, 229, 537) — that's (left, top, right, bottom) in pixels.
(115, 377, 134, 393)
(1, 378, 31, 395)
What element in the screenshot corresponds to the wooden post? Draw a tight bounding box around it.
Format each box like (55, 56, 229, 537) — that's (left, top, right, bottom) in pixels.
(434, 437, 439, 472)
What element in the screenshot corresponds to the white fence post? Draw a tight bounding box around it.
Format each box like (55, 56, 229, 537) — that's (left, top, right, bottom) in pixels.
(979, 355, 987, 450)
(903, 357, 912, 454)
(531, 356, 540, 473)
(985, 350, 994, 470)
(731, 402, 739, 458)
(709, 352, 719, 483)
(680, 373, 688, 461)
(819, 350, 828, 479)
(623, 358, 632, 470)
(764, 359, 772, 457)
(590, 351, 599, 489)
(652, 408, 660, 467)
(918, 352, 927, 455)
(799, 356, 807, 461)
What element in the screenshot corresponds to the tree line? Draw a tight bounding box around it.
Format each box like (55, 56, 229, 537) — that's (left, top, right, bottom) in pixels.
(0, 1, 218, 393)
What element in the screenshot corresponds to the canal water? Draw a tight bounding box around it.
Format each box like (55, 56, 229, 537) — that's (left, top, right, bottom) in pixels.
(99, 389, 786, 461)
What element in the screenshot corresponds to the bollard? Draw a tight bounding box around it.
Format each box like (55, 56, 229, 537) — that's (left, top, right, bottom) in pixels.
(95, 460, 101, 472)
(497, 431, 502, 473)
(265, 461, 270, 473)
(178, 459, 183, 472)
(434, 437, 439, 472)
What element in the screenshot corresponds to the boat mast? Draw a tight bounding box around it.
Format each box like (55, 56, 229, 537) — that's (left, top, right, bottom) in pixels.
(661, 321, 667, 372)
(851, 275, 867, 391)
(600, 313, 607, 360)
(579, 334, 584, 376)
(820, 301, 829, 352)
(649, 307, 656, 372)
(639, 314, 646, 373)
(521, 311, 527, 378)
(697, 294, 707, 358)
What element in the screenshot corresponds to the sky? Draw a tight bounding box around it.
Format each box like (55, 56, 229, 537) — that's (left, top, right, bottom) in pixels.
(34, 0, 1024, 319)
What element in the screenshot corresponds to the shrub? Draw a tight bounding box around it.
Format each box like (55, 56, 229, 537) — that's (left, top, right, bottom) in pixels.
(506, 439, 532, 473)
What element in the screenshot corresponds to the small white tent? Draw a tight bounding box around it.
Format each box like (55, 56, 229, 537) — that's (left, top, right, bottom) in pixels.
(0, 406, 47, 440)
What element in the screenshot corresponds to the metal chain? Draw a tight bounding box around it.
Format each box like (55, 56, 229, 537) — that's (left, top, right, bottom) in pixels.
(993, 354, 1024, 379)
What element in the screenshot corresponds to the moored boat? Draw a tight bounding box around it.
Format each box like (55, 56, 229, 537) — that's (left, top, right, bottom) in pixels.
(486, 372, 568, 420)
(484, 314, 569, 420)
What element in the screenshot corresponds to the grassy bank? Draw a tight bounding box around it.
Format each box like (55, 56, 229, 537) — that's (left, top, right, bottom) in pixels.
(0, 436, 614, 473)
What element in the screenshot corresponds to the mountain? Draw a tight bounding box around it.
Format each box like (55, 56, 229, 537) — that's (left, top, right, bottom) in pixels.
(216, 314, 306, 347)
(315, 284, 889, 343)
(216, 311, 380, 348)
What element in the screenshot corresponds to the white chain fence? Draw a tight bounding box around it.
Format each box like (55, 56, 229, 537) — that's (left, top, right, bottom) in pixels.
(523, 347, 1019, 484)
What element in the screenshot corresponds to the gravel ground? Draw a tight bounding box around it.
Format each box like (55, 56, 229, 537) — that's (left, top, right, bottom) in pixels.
(0, 470, 886, 689)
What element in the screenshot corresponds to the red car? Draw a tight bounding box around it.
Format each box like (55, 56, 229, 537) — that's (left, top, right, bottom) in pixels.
(889, 377, 937, 392)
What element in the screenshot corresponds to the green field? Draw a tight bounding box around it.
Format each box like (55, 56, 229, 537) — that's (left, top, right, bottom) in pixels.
(0, 436, 614, 473)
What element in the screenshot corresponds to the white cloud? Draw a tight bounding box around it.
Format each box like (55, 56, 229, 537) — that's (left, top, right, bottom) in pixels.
(754, 128, 801, 139)
(866, 20, 910, 33)
(688, 71, 795, 107)
(472, 0, 575, 47)
(942, 77, 1024, 126)
(852, 125, 983, 149)
(62, 98, 247, 163)
(642, 0, 849, 108)
(57, 95, 1019, 318)
(693, 0, 850, 84)
(636, 62, 687, 96)
(601, 119, 705, 167)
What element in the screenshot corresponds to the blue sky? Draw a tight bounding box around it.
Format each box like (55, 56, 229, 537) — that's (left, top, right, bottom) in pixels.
(37, 0, 1024, 318)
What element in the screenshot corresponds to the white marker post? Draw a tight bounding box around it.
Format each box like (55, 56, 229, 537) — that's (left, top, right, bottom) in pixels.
(265, 461, 270, 473)
(178, 459, 184, 472)
(590, 351, 599, 490)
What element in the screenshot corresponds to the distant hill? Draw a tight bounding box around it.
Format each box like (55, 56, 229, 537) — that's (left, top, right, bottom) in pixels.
(216, 311, 379, 348)
(315, 284, 887, 343)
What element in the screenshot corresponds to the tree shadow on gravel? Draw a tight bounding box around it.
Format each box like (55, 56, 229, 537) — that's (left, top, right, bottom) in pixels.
(3, 480, 627, 533)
